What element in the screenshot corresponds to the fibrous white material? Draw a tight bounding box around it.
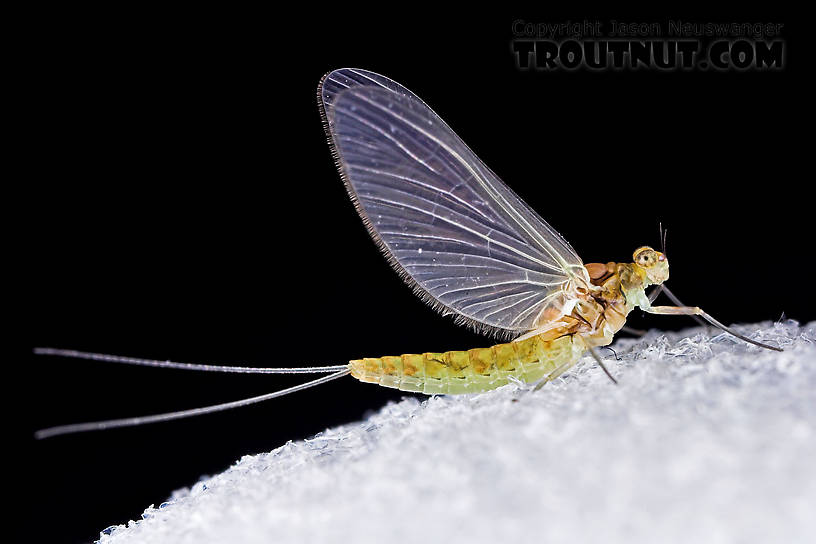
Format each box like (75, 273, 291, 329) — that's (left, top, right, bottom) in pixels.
(99, 321, 815, 544)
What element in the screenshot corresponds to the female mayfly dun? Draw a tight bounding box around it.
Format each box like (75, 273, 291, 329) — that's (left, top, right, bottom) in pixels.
(34, 68, 781, 439)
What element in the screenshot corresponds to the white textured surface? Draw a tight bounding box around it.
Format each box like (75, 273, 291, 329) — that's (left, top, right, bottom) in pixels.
(99, 321, 815, 544)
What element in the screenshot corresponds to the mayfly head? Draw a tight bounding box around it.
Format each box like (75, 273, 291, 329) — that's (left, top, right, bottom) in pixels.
(633, 246, 669, 285)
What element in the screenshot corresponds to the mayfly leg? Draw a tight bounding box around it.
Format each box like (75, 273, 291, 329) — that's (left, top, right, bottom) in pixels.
(659, 286, 710, 330)
(643, 294, 782, 352)
(648, 284, 664, 304)
(533, 339, 618, 391)
(620, 326, 647, 337)
(586, 346, 618, 384)
(648, 285, 709, 330)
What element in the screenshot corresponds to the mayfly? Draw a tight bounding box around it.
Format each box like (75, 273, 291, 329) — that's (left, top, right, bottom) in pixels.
(35, 68, 781, 439)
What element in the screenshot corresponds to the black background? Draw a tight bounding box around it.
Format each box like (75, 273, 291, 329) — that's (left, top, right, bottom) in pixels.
(16, 8, 807, 544)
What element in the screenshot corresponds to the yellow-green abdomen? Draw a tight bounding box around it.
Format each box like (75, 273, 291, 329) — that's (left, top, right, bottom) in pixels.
(349, 334, 582, 395)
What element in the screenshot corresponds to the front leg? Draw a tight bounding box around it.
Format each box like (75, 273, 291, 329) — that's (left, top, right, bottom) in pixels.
(644, 305, 782, 352)
(646, 305, 703, 316)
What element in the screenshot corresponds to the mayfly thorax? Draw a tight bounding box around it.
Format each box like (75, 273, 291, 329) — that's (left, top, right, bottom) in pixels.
(34, 68, 782, 439)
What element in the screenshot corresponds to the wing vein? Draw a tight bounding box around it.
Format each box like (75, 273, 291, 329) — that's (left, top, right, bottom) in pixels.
(319, 69, 585, 335)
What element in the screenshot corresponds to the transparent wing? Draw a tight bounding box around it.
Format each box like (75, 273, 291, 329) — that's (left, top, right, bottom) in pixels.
(319, 68, 589, 336)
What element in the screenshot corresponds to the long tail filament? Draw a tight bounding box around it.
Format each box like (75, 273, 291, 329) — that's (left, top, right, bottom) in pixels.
(33, 348, 351, 439)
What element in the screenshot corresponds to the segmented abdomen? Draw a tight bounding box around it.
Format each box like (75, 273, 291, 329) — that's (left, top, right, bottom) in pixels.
(348, 333, 582, 394)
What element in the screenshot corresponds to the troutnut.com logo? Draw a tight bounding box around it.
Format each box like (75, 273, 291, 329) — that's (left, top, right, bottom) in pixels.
(511, 20, 785, 71)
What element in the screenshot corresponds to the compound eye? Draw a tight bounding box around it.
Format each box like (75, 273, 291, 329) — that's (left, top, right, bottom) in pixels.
(636, 250, 656, 267)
